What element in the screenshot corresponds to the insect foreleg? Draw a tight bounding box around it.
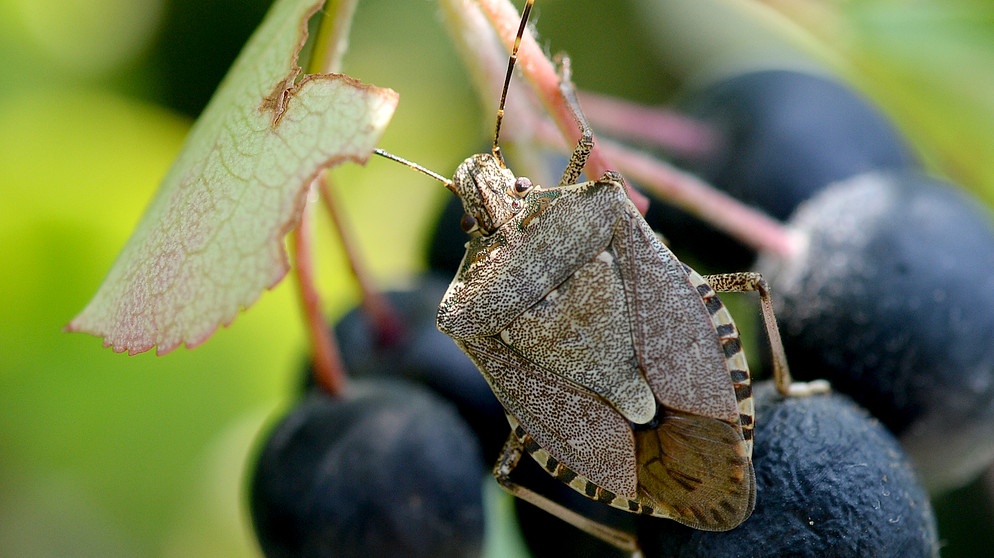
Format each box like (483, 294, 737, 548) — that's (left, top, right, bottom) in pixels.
(492, 432, 645, 558)
(703, 272, 831, 397)
(554, 54, 594, 187)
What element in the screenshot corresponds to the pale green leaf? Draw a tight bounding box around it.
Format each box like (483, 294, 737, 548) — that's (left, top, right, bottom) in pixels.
(68, 0, 398, 354)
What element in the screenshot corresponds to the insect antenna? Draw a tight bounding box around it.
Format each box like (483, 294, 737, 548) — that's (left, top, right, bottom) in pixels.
(373, 148, 457, 195)
(490, 0, 535, 168)
(373, 1, 535, 191)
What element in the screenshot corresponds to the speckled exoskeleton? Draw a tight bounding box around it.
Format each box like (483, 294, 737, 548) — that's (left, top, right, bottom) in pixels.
(376, 1, 827, 554)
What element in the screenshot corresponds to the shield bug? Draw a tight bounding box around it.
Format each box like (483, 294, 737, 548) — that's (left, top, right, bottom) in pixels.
(375, 0, 829, 554)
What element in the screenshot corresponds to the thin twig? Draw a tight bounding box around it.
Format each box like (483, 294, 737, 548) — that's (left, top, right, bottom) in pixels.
(440, 0, 650, 213)
(576, 91, 719, 160)
(310, 0, 360, 74)
(292, 190, 349, 396)
(318, 175, 406, 347)
(438, 0, 546, 145)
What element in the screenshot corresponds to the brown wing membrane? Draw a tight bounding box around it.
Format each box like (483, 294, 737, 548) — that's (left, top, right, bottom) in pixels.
(635, 409, 755, 530)
(456, 335, 640, 500)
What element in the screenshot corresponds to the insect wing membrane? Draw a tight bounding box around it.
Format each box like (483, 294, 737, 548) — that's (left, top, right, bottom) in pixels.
(634, 409, 755, 530)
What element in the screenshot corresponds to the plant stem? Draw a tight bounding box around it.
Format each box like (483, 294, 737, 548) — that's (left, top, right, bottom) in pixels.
(576, 91, 718, 160)
(451, 0, 797, 257)
(318, 176, 405, 348)
(440, 0, 650, 212)
(309, 0, 360, 74)
(292, 191, 349, 396)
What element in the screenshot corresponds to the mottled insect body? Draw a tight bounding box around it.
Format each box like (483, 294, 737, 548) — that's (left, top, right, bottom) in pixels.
(438, 154, 758, 532)
(375, 0, 826, 553)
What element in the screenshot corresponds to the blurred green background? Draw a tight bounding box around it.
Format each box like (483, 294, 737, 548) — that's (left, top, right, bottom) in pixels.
(2, 0, 993, 556)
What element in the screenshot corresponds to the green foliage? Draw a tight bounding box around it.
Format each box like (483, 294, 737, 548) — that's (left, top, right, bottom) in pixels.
(69, 0, 397, 355)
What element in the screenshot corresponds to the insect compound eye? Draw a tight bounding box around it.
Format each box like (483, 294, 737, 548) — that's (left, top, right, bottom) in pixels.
(512, 177, 533, 197)
(460, 213, 479, 234)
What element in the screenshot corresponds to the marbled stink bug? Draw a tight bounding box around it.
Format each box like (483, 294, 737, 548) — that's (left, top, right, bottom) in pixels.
(376, 0, 828, 554)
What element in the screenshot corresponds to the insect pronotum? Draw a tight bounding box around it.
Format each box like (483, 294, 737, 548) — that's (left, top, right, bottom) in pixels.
(375, 1, 829, 554)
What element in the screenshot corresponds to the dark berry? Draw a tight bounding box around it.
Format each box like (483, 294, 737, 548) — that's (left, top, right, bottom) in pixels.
(250, 379, 486, 558)
(637, 381, 938, 557)
(647, 69, 917, 269)
(760, 172, 994, 494)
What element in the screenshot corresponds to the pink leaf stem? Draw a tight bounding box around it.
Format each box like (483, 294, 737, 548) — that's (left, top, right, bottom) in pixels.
(318, 177, 405, 348)
(292, 186, 349, 396)
(577, 91, 719, 160)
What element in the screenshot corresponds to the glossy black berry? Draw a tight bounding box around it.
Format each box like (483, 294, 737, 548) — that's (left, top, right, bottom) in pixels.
(250, 379, 486, 558)
(647, 69, 917, 269)
(760, 172, 994, 494)
(637, 381, 939, 557)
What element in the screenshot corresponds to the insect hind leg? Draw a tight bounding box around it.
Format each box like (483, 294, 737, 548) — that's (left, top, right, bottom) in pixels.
(492, 431, 644, 557)
(554, 54, 594, 187)
(703, 272, 831, 397)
